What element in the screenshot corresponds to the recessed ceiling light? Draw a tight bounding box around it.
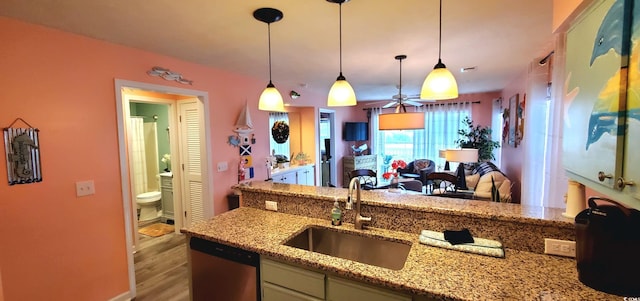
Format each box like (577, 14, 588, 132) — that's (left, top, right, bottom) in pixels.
(460, 66, 477, 73)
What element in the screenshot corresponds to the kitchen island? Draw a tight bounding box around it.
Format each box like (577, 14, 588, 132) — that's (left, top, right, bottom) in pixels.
(182, 182, 618, 300)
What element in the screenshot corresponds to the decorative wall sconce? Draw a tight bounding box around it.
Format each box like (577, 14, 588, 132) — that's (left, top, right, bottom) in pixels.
(147, 66, 193, 85)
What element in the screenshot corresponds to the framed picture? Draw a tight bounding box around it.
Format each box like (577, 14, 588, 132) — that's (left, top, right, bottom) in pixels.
(516, 93, 526, 145)
(508, 93, 519, 147)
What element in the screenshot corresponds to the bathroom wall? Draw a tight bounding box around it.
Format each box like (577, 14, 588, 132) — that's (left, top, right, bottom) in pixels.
(130, 103, 171, 172)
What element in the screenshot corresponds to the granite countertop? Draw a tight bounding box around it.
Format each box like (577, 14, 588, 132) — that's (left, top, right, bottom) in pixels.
(182, 207, 615, 301)
(236, 181, 575, 228)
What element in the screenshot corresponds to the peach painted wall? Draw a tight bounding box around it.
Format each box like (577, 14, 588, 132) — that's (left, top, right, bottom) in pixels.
(501, 71, 528, 203)
(552, 0, 591, 32)
(0, 17, 353, 300)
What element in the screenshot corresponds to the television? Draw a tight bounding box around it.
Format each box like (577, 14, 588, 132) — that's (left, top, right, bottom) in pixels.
(343, 122, 369, 141)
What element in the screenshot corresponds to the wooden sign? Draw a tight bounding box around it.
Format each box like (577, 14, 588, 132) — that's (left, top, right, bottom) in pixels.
(3, 118, 42, 185)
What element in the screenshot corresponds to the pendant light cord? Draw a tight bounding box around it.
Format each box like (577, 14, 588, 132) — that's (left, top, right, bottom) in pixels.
(339, 2, 343, 75)
(399, 57, 403, 101)
(438, 0, 442, 60)
(267, 23, 273, 83)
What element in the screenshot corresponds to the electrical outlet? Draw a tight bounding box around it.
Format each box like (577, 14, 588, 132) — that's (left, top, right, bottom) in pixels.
(265, 201, 278, 211)
(76, 180, 95, 197)
(544, 238, 576, 257)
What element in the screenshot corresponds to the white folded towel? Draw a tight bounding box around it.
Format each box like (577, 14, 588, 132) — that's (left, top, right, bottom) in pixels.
(419, 230, 505, 258)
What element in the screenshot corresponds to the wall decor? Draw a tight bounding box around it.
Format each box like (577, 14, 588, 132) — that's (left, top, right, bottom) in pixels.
(516, 93, 526, 145)
(508, 93, 520, 147)
(3, 118, 42, 185)
(271, 120, 290, 144)
(147, 66, 193, 85)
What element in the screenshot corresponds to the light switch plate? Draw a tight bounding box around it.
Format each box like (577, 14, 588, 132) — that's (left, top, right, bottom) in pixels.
(76, 180, 95, 197)
(217, 161, 228, 172)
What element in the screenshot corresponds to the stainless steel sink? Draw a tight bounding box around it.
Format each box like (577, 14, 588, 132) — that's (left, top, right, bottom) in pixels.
(283, 226, 412, 270)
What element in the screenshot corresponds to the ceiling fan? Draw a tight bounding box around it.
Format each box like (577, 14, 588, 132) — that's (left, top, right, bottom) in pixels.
(369, 55, 433, 108)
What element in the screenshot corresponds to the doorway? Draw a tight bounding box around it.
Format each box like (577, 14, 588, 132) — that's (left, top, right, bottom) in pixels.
(319, 109, 337, 187)
(115, 79, 213, 298)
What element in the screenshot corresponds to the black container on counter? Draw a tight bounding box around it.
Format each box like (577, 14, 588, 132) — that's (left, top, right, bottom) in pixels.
(575, 197, 640, 296)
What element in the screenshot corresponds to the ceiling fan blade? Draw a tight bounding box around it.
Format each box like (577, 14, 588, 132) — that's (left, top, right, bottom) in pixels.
(404, 100, 424, 107)
(382, 101, 398, 108)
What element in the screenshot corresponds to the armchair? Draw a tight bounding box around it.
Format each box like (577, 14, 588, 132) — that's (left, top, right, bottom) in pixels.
(397, 159, 435, 186)
(465, 162, 512, 202)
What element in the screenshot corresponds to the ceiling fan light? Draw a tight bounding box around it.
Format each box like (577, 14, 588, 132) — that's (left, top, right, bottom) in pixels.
(327, 77, 357, 106)
(258, 83, 285, 111)
(420, 65, 458, 100)
(378, 112, 425, 130)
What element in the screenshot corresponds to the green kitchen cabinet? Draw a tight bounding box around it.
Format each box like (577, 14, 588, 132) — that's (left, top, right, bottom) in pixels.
(261, 258, 325, 301)
(326, 276, 411, 301)
(564, 0, 640, 207)
(261, 258, 417, 301)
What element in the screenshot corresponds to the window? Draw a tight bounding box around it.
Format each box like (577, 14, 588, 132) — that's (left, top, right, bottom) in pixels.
(269, 112, 290, 158)
(372, 102, 472, 169)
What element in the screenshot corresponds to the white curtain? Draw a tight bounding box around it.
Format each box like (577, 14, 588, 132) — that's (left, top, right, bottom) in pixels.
(370, 108, 382, 155)
(129, 117, 147, 196)
(491, 98, 503, 168)
(521, 37, 567, 208)
(269, 112, 290, 158)
(416, 102, 472, 168)
(143, 122, 159, 192)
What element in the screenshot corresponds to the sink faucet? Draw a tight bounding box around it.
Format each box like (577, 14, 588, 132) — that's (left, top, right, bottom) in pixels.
(348, 177, 372, 230)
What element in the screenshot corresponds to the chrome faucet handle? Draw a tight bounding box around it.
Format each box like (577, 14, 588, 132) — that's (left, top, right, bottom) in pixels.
(355, 214, 372, 230)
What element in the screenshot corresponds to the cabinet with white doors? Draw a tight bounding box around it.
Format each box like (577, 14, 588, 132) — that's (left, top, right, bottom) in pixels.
(160, 172, 174, 222)
(271, 165, 315, 186)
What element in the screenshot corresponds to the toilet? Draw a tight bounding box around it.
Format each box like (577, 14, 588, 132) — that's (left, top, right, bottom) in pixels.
(136, 191, 162, 221)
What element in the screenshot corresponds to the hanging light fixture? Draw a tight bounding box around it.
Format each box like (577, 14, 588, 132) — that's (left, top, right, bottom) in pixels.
(420, 0, 458, 100)
(327, 0, 357, 107)
(379, 55, 425, 130)
(254, 8, 285, 112)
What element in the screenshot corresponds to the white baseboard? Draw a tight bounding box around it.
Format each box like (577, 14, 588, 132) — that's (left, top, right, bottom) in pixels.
(109, 291, 132, 301)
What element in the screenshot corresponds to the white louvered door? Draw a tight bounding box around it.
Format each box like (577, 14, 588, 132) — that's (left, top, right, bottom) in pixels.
(178, 99, 205, 227)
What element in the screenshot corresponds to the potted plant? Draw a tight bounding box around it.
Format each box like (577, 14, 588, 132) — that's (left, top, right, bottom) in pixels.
(455, 116, 500, 162)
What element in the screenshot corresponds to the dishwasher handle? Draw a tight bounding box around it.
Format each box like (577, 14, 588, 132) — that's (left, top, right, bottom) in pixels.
(190, 237, 260, 267)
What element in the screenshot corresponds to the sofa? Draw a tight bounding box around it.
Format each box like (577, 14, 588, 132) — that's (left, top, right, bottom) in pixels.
(464, 162, 512, 202)
(397, 159, 436, 186)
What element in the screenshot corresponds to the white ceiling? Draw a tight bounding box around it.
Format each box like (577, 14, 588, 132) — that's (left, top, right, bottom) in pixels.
(0, 0, 555, 101)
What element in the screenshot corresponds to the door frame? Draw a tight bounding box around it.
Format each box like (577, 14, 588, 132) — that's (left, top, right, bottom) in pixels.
(114, 79, 214, 297)
(319, 108, 337, 187)
(123, 95, 180, 248)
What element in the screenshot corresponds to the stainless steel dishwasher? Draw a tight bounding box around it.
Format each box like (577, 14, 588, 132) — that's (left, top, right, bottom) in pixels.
(189, 237, 261, 301)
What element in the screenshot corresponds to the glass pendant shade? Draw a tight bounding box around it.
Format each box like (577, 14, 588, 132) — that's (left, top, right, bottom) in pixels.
(421, 0, 458, 101)
(378, 112, 425, 130)
(327, 0, 357, 106)
(258, 82, 285, 111)
(420, 60, 459, 100)
(327, 75, 356, 106)
(254, 7, 284, 111)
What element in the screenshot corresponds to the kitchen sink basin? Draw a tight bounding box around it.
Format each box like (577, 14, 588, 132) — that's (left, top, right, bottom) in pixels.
(283, 226, 412, 270)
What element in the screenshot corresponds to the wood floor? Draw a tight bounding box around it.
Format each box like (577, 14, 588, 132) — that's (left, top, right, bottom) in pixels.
(134, 225, 190, 301)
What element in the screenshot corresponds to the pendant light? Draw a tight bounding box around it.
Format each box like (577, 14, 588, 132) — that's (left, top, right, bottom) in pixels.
(379, 55, 425, 130)
(420, 0, 458, 100)
(254, 8, 285, 112)
(327, 0, 357, 107)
